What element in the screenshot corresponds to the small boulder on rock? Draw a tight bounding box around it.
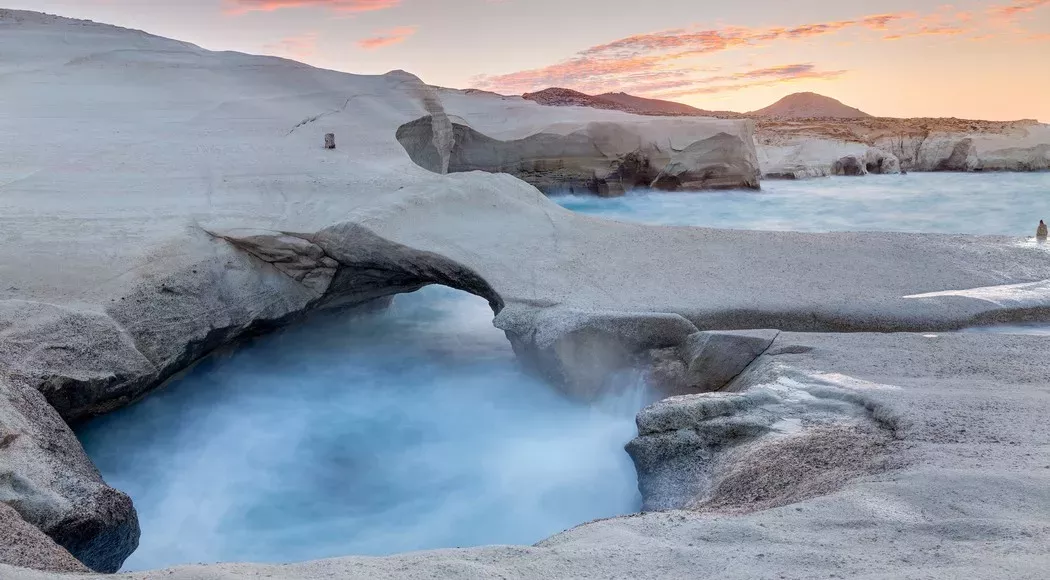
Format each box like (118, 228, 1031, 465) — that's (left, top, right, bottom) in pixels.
(864, 148, 901, 174)
(831, 155, 867, 176)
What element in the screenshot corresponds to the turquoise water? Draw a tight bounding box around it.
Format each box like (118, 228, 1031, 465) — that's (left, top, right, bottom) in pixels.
(78, 287, 646, 571)
(77, 172, 1049, 571)
(555, 173, 1050, 235)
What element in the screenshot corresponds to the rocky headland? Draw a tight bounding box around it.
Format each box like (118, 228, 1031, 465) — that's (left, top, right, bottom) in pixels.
(523, 88, 1050, 181)
(1, 8, 1049, 579)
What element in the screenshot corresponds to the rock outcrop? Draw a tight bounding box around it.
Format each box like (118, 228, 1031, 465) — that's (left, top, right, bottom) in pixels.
(863, 148, 901, 174)
(830, 150, 899, 176)
(626, 368, 894, 511)
(518, 88, 1050, 177)
(645, 330, 778, 396)
(936, 138, 979, 171)
(832, 155, 867, 176)
(0, 378, 138, 572)
(651, 132, 761, 190)
(398, 116, 760, 195)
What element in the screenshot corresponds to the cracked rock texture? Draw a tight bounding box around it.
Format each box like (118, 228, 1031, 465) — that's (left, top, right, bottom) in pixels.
(2, 9, 1050, 577)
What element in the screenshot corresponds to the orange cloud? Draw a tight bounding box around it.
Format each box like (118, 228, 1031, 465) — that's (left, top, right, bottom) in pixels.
(883, 25, 968, 40)
(649, 64, 848, 98)
(472, 13, 909, 96)
(357, 26, 417, 50)
(655, 71, 847, 99)
(991, 0, 1050, 18)
(579, 13, 908, 60)
(225, 0, 399, 15)
(471, 7, 1023, 102)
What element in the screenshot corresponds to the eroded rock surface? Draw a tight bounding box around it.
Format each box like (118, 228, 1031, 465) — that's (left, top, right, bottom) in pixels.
(758, 118, 1050, 177)
(398, 116, 760, 195)
(651, 132, 760, 190)
(0, 378, 138, 573)
(627, 362, 896, 511)
(626, 329, 1049, 517)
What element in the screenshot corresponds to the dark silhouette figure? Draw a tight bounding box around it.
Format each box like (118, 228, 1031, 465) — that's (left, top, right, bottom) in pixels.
(1038, 219, 1048, 240)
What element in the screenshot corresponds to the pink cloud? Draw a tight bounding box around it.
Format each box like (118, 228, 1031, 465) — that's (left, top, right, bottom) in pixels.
(357, 26, 417, 50)
(225, 0, 400, 15)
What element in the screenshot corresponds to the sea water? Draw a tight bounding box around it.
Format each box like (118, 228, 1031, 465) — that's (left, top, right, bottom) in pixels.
(78, 287, 648, 571)
(555, 173, 1050, 234)
(78, 172, 1050, 571)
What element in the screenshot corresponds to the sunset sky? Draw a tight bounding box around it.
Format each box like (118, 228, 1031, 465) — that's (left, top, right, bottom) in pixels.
(9, 0, 1050, 120)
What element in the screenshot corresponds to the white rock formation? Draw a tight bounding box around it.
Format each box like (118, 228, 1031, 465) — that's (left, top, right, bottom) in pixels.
(758, 122, 1050, 178)
(2, 8, 1050, 578)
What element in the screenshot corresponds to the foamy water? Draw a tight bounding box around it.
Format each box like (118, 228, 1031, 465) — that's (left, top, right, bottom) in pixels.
(77, 172, 1050, 571)
(78, 287, 647, 571)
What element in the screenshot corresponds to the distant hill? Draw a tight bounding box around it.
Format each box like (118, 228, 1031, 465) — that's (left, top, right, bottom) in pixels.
(521, 88, 625, 111)
(520, 87, 741, 118)
(517, 88, 871, 120)
(749, 92, 872, 119)
(597, 92, 741, 118)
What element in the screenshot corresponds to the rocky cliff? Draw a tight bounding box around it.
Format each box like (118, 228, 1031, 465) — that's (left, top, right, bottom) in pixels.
(520, 88, 1050, 179)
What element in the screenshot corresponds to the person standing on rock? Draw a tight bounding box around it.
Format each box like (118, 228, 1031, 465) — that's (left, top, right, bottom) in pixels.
(1038, 220, 1048, 240)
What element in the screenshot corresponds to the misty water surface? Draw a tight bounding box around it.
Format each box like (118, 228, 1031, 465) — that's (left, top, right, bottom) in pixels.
(555, 173, 1050, 234)
(78, 287, 649, 570)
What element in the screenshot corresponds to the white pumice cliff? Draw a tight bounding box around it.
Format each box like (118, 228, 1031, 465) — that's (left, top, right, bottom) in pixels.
(1, 9, 1049, 579)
